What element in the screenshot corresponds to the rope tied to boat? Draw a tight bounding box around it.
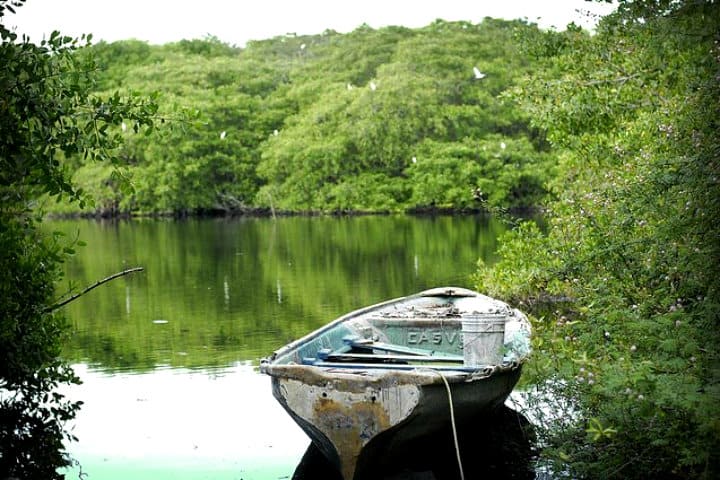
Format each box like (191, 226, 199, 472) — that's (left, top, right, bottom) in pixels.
(422, 368, 466, 480)
(420, 361, 523, 479)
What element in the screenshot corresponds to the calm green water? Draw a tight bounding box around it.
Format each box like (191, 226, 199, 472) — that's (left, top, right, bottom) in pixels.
(51, 215, 508, 479)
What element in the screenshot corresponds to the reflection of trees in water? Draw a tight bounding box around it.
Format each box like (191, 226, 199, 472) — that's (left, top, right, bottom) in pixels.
(55, 216, 505, 371)
(293, 405, 537, 480)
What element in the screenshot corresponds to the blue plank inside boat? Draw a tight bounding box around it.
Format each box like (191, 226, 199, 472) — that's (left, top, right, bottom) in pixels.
(301, 335, 466, 368)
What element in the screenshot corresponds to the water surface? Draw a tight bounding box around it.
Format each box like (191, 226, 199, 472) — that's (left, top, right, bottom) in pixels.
(52, 215, 508, 479)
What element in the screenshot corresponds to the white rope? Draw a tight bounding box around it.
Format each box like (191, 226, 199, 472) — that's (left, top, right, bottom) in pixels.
(428, 369, 465, 480)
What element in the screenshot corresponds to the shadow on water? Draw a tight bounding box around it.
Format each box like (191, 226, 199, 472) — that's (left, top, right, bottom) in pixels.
(293, 405, 537, 480)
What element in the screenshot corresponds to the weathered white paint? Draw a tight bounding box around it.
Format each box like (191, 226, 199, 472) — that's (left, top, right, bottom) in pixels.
(278, 377, 421, 480)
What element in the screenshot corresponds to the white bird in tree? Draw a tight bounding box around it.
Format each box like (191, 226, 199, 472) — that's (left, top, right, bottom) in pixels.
(220, 131, 226, 140)
(473, 66, 486, 79)
(370, 81, 377, 91)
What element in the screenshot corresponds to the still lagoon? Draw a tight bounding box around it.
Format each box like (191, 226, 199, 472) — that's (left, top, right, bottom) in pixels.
(51, 215, 511, 479)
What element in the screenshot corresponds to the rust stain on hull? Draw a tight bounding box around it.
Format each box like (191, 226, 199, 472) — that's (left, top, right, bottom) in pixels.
(314, 397, 390, 480)
(277, 377, 421, 480)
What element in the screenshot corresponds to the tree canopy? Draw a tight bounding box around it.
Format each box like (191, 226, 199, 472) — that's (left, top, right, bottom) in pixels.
(52, 18, 554, 216)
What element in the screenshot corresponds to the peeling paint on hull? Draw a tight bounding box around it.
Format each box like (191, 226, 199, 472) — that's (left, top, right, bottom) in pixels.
(275, 376, 420, 479)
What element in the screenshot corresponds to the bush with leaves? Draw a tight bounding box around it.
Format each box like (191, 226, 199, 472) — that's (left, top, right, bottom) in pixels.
(0, 1, 157, 477)
(476, 1, 719, 478)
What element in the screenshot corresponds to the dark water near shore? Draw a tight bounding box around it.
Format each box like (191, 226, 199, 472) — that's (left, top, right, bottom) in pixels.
(51, 215, 535, 479)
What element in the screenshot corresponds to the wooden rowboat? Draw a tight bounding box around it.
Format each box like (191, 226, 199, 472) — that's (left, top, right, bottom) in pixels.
(260, 287, 531, 480)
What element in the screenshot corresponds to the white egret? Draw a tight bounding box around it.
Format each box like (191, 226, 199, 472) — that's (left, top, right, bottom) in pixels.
(370, 81, 377, 91)
(473, 67, 486, 79)
(220, 131, 226, 139)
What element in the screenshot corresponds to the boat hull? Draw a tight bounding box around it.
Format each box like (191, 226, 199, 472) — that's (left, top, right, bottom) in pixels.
(268, 363, 522, 479)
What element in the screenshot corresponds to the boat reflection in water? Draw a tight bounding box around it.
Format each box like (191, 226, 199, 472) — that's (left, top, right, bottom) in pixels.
(293, 405, 537, 480)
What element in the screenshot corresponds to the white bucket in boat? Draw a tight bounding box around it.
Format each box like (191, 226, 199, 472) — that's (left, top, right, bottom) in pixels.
(461, 313, 506, 366)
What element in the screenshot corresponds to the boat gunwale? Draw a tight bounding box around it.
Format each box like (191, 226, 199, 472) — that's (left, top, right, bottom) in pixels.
(260, 286, 531, 381)
(265, 288, 472, 364)
(262, 360, 524, 389)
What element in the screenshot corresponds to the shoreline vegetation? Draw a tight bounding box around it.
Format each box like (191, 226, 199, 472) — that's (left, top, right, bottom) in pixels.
(474, 2, 720, 478)
(45, 205, 543, 220)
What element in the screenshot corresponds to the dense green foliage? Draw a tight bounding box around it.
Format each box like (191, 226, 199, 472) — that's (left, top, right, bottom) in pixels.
(476, 1, 719, 478)
(0, 1, 156, 476)
(53, 19, 554, 215)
